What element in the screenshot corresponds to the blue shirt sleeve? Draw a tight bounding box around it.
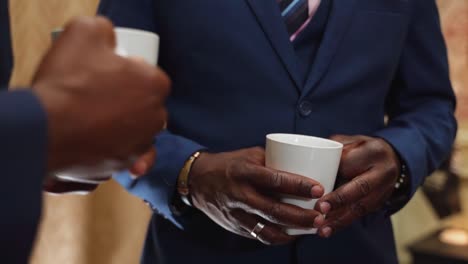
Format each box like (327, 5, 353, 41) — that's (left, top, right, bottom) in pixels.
(114, 131, 204, 229)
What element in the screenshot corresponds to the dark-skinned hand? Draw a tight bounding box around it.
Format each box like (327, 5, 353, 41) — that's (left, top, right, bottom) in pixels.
(33, 17, 170, 194)
(314, 135, 400, 238)
(189, 147, 325, 245)
(33, 16, 170, 173)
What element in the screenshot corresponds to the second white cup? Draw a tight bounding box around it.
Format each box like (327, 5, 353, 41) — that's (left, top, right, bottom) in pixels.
(265, 133, 343, 235)
(113, 28, 159, 65)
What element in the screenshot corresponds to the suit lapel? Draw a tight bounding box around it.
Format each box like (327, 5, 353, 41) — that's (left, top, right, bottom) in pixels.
(245, 0, 303, 92)
(302, 0, 358, 97)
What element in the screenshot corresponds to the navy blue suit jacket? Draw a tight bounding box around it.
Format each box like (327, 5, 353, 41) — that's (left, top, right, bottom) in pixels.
(1, 0, 47, 262)
(100, 0, 457, 263)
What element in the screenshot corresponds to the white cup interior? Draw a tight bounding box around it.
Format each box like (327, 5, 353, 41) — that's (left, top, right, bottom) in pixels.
(266, 133, 343, 149)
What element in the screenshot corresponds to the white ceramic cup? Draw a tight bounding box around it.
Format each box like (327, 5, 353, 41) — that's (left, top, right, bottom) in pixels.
(52, 27, 160, 65)
(50, 27, 159, 184)
(265, 133, 343, 235)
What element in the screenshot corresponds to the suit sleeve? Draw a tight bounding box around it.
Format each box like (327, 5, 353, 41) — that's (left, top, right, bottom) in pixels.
(99, 0, 205, 229)
(0, 90, 48, 263)
(374, 0, 457, 213)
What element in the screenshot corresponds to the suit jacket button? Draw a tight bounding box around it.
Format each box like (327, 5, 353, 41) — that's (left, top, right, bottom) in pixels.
(299, 101, 313, 117)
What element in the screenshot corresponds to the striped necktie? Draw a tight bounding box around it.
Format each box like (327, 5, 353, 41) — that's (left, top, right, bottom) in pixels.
(278, 0, 322, 41)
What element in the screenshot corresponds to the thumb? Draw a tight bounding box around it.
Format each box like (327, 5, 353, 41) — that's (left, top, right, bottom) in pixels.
(129, 147, 157, 177)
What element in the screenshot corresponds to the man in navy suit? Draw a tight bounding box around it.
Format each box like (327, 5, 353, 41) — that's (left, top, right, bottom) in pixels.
(100, 0, 457, 263)
(0, 2, 170, 262)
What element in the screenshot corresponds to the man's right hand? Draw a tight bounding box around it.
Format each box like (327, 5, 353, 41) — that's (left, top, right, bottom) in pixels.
(189, 147, 325, 245)
(32, 17, 170, 172)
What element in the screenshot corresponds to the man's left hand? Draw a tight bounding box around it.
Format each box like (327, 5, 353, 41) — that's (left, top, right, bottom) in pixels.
(314, 135, 400, 238)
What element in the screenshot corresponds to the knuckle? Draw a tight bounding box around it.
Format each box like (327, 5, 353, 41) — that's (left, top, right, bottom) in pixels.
(68, 16, 92, 29)
(333, 191, 348, 207)
(66, 17, 95, 38)
(140, 67, 160, 89)
(251, 147, 265, 155)
(353, 177, 371, 196)
(270, 171, 283, 188)
(242, 163, 260, 182)
(155, 69, 171, 95)
(370, 139, 388, 157)
(297, 209, 314, 226)
(227, 162, 246, 181)
(387, 162, 399, 176)
(94, 16, 114, 31)
(225, 167, 236, 182)
(267, 203, 283, 222)
(379, 163, 399, 183)
(329, 134, 343, 141)
(246, 147, 265, 163)
(270, 202, 282, 216)
(296, 178, 313, 195)
(144, 68, 159, 87)
(227, 187, 246, 204)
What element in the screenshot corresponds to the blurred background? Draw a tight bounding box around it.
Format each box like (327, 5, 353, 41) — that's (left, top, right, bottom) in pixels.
(7, 0, 468, 263)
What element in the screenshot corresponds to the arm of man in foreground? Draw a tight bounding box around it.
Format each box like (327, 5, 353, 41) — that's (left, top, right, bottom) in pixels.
(0, 90, 48, 264)
(0, 1, 45, 260)
(0, 13, 170, 263)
